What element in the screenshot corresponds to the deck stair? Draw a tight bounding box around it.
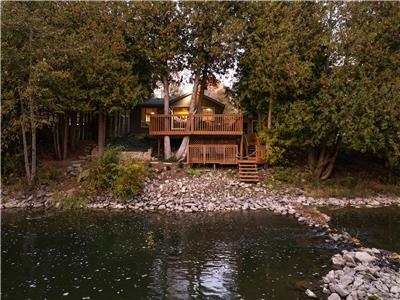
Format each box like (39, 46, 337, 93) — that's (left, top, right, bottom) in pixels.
(238, 159, 259, 183)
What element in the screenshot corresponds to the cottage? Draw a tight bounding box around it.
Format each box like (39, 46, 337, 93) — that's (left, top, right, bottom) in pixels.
(132, 93, 265, 182)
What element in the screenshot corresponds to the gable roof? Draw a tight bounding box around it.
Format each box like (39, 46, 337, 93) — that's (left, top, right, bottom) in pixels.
(138, 93, 225, 109)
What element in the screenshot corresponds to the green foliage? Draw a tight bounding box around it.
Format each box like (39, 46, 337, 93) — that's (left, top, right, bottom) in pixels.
(258, 127, 294, 166)
(267, 166, 400, 198)
(186, 168, 201, 177)
(85, 147, 122, 191)
(58, 193, 87, 210)
(82, 147, 148, 201)
(273, 168, 297, 184)
(113, 162, 148, 201)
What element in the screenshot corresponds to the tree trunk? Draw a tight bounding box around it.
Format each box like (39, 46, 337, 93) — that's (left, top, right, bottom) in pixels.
(20, 102, 31, 184)
(311, 142, 339, 180)
(62, 112, 69, 160)
(162, 74, 172, 160)
(98, 107, 106, 157)
(267, 99, 272, 130)
(175, 67, 201, 160)
(196, 65, 208, 112)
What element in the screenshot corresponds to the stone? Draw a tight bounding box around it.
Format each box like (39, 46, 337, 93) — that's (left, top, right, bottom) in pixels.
(305, 289, 317, 298)
(332, 254, 346, 266)
(328, 293, 341, 300)
(354, 251, 376, 264)
(329, 283, 350, 297)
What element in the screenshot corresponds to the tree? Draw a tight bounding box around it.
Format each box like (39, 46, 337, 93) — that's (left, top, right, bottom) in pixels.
(1, 2, 60, 184)
(60, 2, 153, 157)
(129, 2, 185, 159)
(235, 2, 325, 164)
(175, 2, 244, 160)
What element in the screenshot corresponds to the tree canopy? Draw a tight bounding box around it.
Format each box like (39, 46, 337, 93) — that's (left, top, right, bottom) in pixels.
(1, 1, 399, 183)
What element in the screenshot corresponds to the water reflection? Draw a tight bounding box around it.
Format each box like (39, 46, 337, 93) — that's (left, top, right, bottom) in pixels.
(2, 210, 334, 299)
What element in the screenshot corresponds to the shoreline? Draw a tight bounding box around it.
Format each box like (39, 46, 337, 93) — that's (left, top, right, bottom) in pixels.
(2, 170, 399, 299)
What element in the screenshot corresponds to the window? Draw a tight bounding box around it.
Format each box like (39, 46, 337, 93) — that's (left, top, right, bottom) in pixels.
(202, 107, 214, 115)
(172, 107, 189, 116)
(141, 107, 157, 127)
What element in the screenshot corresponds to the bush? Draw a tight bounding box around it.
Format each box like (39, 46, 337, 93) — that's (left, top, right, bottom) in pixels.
(186, 168, 201, 177)
(58, 193, 87, 210)
(273, 168, 297, 184)
(113, 162, 148, 201)
(85, 146, 122, 191)
(81, 147, 149, 200)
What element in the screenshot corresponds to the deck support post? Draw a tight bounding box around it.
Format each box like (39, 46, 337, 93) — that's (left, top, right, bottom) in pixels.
(157, 138, 161, 159)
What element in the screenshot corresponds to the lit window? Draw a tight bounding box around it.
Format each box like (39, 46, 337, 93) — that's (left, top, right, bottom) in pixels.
(202, 107, 214, 115)
(141, 107, 157, 127)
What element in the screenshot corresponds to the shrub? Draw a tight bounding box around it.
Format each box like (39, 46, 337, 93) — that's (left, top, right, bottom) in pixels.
(273, 168, 297, 184)
(186, 168, 201, 177)
(59, 193, 87, 210)
(113, 162, 148, 201)
(85, 146, 122, 191)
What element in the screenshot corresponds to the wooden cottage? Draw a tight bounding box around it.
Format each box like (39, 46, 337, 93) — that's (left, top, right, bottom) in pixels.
(133, 93, 265, 182)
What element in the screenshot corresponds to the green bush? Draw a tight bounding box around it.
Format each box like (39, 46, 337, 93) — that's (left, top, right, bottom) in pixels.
(81, 147, 149, 200)
(186, 168, 201, 177)
(113, 162, 148, 201)
(273, 168, 297, 184)
(85, 146, 122, 190)
(59, 193, 87, 210)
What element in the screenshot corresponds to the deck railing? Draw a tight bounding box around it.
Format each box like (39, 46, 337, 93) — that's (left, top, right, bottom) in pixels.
(187, 144, 238, 164)
(149, 114, 243, 135)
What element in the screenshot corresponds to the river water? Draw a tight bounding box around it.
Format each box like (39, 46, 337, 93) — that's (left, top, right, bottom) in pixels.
(2, 210, 336, 300)
(327, 205, 400, 253)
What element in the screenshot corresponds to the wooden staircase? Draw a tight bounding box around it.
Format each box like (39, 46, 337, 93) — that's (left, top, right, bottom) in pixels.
(238, 159, 259, 183)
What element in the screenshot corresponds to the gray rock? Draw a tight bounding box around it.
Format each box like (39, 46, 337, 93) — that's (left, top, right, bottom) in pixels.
(332, 254, 346, 266)
(354, 251, 376, 264)
(328, 293, 341, 300)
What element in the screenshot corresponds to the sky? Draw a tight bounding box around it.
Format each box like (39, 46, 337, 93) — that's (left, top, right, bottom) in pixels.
(154, 67, 237, 97)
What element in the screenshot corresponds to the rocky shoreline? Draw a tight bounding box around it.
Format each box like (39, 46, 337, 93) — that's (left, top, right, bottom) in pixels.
(322, 249, 400, 300)
(2, 169, 400, 299)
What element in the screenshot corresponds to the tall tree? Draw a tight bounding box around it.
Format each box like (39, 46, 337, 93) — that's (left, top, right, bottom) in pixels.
(129, 2, 185, 159)
(175, 2, 243, 160)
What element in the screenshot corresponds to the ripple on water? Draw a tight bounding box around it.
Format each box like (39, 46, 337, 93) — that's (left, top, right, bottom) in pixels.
(2, 210, 335, 299)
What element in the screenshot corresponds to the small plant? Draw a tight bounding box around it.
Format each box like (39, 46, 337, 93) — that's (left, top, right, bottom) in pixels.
(178, 160, 184, 169)
(59, 193, 87, 210)
(273, 168, 297, 184)
(113, 162, 148, 201)
(186, 168, 201, 177)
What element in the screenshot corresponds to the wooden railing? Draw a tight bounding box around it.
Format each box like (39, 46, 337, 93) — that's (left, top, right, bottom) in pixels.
(187, 144, 238, 164)
(149, 114, 243, 135)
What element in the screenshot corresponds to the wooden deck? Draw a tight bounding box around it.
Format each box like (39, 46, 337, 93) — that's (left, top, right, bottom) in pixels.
(149, 114, 243, 136)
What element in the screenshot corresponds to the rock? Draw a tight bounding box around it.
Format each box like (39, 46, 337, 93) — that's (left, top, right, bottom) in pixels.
(343, 252, 356, 265)
(305, 289, 317, 298)
(328, 293, 341, 300)
(207, 203, 216, 211)
(332, 254, 346, 266)
(354, 251, 376, 264)
(329, 283, 350, 297)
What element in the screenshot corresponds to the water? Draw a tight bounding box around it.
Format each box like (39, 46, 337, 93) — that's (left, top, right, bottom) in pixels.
(328, 206, 400, 253)
(2, 210, 335, 300)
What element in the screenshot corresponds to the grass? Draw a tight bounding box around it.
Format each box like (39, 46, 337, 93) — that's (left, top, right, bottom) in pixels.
(266, 166, 400, 198)
(186, 168, 201, 177)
